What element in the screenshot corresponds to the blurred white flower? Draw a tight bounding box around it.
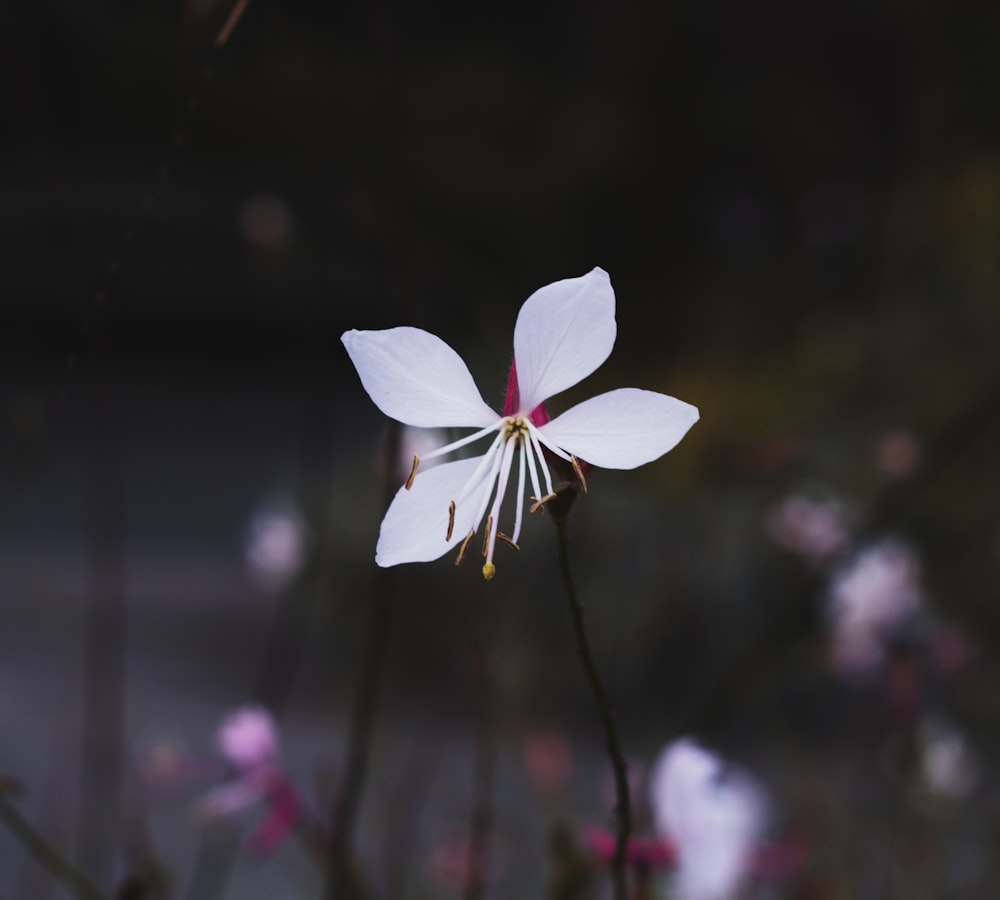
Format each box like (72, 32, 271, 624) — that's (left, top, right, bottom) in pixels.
(765, 493, 849, 564)
(650, 739, 767, 900)
(828, 539, 921, 674)
(918, 718, 978, 798)
(245, 507, 308, 587)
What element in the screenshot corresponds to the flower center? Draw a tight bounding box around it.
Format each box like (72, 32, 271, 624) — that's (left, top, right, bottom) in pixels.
(404, 413, 583, 580)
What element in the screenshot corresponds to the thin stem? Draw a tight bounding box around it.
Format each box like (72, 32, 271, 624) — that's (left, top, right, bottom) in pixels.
(553, 515, 631, 900)
(0, 793, 106, 900)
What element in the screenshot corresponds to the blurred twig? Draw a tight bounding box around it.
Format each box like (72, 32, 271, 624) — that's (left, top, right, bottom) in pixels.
(554, 514, 631, 900)
(0, 793, 107, 900)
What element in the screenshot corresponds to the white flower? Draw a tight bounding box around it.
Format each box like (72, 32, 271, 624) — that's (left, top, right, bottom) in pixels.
(342, 268, 699, 579)
(650, 739, 766, 900)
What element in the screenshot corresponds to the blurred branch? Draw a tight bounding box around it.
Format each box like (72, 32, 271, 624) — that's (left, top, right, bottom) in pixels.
(0, 793, 107, 900)
(215, 0, 250, 47)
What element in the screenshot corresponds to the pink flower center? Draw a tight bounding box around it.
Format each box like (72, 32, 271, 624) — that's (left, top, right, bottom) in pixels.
(502, 359, 550, 426)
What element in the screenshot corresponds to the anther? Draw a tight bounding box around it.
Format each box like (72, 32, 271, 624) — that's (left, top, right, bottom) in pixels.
(404, 455, 419, 490)
(497, 532, 520, 551)
(570, 455, 588, 494)
(482, 515, 493, 557)
(482, 562, 496, 580)
(455, 529, 475, 566)
(446, 500, 456, 541)
(529, 492, 558, 514)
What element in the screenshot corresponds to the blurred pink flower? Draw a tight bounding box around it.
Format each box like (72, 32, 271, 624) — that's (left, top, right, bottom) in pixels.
(200, 706, 301, 856)
(650, 739, 767, 900)
(765, 494, 849, 564)
(828, 540, 921, 674)
(216, 705, 280, 771)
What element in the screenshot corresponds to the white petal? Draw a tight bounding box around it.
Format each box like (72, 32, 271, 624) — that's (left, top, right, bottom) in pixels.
(512, 268, 617, 411)
(342, 328, 498, 428)
(540, 388, 699, 469)
(375, 456, 484, 566)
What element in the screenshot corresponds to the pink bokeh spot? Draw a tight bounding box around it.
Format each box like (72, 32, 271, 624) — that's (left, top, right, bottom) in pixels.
(585, 827, 677, 870)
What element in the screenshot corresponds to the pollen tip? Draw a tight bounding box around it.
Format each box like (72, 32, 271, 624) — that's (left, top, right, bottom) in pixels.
(455, 529, 475, 566)
(530, 492, 558, 514)
(482, 562, 496, 581)
(482, 514, 493, 557)
(404, 454, 419, 490)
(570, 455, 588, 494)
(497, 532, 520, 551)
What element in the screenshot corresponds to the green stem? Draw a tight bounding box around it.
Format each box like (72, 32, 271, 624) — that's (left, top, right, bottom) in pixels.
(0, 793, 106, 900)
(553, 515, 631, 900)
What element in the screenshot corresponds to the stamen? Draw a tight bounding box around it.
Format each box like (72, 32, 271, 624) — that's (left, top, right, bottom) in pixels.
(419, 421, 503, 463)
(446, 500, 456, 541)
(530, 492, 558, 514)
(453, 432, 505, 508)
(528, 421, 572, 463)
(404, 454, 419, 490)
(524, 431, 544, 504)
(497, 532, 520, 550)
(454, 529, 475, 567)
(482, 562, 496, 580)
(527, 429, 556, 497)
(511, 439, 528, 545)
(570, 455, 588, 494)
(482, 437, 517, 574)
(482, 515, 493, 557)
(469, 438, 507, 538)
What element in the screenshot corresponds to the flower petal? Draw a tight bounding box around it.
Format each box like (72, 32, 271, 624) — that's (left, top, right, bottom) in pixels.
(513, 268, 617, 411)
(376, 456, 484, 566)
(342, 328, 498, 428)
(540, 388, 699, 469)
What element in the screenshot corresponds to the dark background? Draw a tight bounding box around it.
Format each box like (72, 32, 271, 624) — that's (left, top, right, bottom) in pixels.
(3, 1, 1000, 897)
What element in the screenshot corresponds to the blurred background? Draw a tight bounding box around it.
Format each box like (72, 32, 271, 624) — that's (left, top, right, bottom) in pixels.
(3, 1, 1000, 897)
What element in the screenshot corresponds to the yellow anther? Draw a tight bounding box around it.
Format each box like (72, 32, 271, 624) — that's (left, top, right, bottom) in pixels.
(570, 455, 588, 494)
(404, 454, 419, 490)
(446, 500, 456, 541)
(482, 562, 496, 580)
